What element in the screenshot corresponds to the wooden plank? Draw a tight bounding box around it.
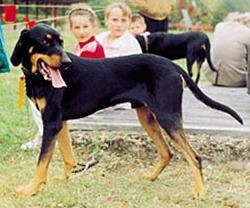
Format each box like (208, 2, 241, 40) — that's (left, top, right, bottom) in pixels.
(69, 83, 250, 136)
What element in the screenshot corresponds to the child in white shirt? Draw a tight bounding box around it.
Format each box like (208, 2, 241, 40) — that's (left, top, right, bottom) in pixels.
(96, 2, 142, 110)
(96, 2, 142, 57)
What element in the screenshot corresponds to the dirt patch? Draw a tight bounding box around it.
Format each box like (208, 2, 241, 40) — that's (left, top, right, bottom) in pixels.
(70, 130, 250, 163)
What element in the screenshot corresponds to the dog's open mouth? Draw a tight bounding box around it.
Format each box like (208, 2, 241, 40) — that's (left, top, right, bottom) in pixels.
(39, 61, 67, 88)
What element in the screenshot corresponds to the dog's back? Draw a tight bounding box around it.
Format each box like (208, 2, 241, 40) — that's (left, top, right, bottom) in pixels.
(137, 31, 208, 57)
(136, 31, 217, 83)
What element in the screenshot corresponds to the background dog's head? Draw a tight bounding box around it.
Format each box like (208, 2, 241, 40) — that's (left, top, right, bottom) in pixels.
(11, 23, 71, 88)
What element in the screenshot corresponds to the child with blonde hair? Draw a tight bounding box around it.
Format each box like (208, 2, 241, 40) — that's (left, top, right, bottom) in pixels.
(129, 14, 149, 36)
(96, 2, 142, 110)
(68, 3, 105, 58)
(96, 1, 142, 57)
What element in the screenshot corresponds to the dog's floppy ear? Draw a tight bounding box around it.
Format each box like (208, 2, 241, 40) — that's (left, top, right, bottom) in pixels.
(10, 29, 29, 66)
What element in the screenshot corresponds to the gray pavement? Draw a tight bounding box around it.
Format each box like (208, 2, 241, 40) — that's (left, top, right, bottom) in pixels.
(69, 83, 250, 137)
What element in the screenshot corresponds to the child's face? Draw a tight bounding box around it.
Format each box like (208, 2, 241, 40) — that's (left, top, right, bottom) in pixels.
(70, 15, 95, 43)
(106, 7, 130, 39)
(129, 21, 146, 36)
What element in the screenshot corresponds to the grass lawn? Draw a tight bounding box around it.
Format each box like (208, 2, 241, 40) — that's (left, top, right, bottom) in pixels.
(0, 26, 249, 207)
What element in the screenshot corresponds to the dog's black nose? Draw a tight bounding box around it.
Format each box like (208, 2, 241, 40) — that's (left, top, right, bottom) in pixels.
(61, 52, 71, 68)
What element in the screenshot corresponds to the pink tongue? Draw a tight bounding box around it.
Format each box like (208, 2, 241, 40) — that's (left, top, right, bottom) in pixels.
(49, 67, 67, 88)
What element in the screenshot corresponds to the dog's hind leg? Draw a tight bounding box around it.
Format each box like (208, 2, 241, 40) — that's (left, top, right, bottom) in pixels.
(169, 129, 203, 198)
(187, 45, 200, 79)
(56, 121, 76, 179)
(136, 106, 173, 181)
(195, 60, 202, 83)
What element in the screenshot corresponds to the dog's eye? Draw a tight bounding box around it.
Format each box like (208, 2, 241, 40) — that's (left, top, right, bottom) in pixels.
(42, 39, 51, 47)
(56, 38, 63, 46)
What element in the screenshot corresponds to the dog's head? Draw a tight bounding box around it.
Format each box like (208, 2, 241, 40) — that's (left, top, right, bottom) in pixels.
(11, 23, 71, 88)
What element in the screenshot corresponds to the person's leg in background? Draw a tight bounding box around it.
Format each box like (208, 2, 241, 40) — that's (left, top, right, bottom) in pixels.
(139, 13, 169, 32)
(20, 100, 43, 150)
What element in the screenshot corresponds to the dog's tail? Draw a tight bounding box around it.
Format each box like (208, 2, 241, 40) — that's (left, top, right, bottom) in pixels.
(178, 67, 243, 125)
(204, 38, 217, 72)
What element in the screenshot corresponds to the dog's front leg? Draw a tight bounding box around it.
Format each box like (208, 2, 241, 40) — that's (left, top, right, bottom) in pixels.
(15, 135, 56, 197)
(56, 121, 76, 179)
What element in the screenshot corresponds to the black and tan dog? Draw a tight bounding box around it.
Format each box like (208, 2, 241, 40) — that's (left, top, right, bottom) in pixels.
(11, 23, 243, 197)
(136, 31, 217, 83)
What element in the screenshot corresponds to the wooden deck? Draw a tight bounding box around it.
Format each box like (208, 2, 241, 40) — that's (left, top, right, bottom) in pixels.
(69, 82, 250, 137)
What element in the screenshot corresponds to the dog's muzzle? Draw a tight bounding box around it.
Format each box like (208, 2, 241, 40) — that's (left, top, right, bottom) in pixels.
(61, 51, 71, 69)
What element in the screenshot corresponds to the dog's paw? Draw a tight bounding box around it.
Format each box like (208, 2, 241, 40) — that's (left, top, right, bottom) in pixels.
(15, 182, 42, 197)
(191, 189, 203, 199)
(53, 174, 68, 181)
(142, 174, 158, 181)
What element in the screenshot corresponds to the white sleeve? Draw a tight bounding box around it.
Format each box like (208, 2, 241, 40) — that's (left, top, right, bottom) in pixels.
(119, 34, 142, 56)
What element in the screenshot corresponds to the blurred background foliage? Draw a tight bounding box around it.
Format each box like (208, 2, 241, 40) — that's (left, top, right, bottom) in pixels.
(1, 0, 250, 27)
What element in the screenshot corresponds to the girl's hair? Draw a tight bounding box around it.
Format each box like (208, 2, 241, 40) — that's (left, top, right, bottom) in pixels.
(105, 2, 132, 20)
(67, 3, 99, 27)
(131, 14, 146, 26)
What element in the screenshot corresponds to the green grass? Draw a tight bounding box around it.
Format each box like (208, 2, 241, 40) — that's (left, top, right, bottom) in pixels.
(0, 138, 249, 208)
(0, 33, 36, 156)
(0, 27, 249, 207)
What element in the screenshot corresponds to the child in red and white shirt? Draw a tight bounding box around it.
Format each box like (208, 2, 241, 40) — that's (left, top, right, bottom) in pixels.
(68, 3, 105, 58)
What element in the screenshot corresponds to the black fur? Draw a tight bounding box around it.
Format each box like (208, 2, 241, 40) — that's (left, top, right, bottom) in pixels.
(10, 23, 242, 196)
(136, 31, 217, 83)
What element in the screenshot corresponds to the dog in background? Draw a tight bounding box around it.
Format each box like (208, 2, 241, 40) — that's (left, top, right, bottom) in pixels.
(11, 24, 242, 197)
(136, 31, 217, 83)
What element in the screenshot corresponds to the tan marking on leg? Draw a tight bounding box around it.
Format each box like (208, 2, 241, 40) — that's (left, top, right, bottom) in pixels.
(56, 121, 76, 179)
(200, 43, 206, 50)
(180, 75, 187, 88)
(15, 140, 56, 197)
(34, 97, 46, 112)
(136, 106, 172, 181)
(197, 61, 202, 75)
(197, 61, 202, 71)
(170, 129, 203, 198)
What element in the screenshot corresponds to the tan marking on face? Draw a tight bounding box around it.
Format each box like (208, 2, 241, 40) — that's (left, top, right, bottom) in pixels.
(200, 44, 206, 50)
(31, 53, 61, 73)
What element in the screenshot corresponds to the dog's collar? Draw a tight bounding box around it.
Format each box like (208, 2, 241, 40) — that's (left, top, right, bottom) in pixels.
(142, 34, 149, 52)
